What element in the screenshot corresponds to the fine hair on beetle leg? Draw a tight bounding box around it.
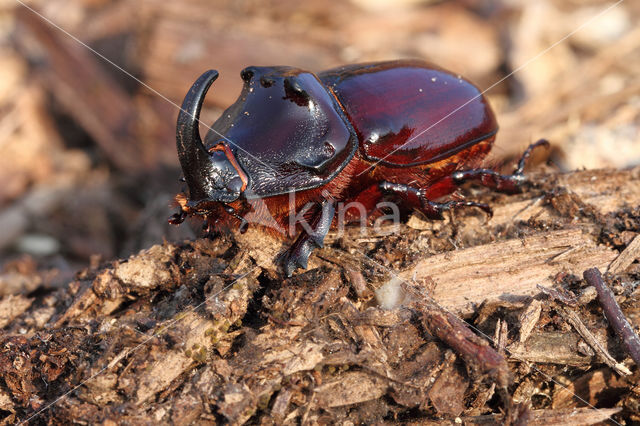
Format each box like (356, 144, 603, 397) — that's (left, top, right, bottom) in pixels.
(241, 189, 287, 234)
(372, 201, 401, 235)
(282, 190, 403, 239)
(336, 200, 368, 236)
(288, 192, 317, 237)
(289, 197, 403, 239)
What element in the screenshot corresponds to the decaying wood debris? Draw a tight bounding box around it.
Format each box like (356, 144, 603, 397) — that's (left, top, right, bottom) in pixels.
(2, 1, 640, 423)
(0, 166, 639, 424)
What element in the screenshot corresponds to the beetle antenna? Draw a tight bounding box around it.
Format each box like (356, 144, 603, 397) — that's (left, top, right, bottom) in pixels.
(168, 209, 187, 225)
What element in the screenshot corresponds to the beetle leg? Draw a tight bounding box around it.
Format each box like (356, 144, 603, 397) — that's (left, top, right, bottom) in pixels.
(168, 209, 188, 225)
(283, 199, 336, 277)
(451, 139, 550, 193)
(379, 181, 492, 220)
(222, 204, 249, 233)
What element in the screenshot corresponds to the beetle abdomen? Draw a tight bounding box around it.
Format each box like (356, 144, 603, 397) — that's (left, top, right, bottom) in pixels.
(320, 60, 498, 168)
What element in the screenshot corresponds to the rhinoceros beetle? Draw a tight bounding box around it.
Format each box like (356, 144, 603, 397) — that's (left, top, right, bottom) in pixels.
(170, 60, 548, 276)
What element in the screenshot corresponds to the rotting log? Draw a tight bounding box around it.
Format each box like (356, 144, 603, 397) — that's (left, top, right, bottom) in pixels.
(1, 166, 640, 424)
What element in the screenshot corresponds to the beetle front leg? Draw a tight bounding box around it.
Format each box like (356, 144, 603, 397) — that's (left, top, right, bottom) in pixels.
(283, 199, 336, 277)
(451, 139, 550, 193)
(379, 181, 492, 220)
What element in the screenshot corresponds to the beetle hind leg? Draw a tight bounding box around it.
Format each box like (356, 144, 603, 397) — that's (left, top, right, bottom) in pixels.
(451, 139, 550, 194)
(379, 181, 492, 220)
(283, 199, 336, 277)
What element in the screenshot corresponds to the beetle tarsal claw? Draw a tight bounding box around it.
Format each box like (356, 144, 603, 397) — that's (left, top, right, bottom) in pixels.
(514, 138, 550, 175)
(282, 231, 321, 276)
(283, 238, 319, 277)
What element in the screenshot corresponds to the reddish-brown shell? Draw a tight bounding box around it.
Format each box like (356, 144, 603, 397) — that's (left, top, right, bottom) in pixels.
(320, 60, 498, 167)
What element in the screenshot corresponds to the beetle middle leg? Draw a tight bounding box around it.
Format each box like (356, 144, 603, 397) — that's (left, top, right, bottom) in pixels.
(283, 199, 336, 276)
(451, 139, 550, 193)
(379, 181, 492, 220)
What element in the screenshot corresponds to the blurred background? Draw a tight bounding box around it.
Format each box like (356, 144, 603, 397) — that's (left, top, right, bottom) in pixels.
(0, 0, 638, 288)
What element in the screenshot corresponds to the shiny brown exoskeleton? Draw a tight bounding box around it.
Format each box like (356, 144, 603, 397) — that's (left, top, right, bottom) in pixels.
(170, 60, 548, 276)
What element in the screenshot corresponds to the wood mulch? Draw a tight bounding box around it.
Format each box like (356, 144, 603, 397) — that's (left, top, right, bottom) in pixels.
(1, 0, 639, 423)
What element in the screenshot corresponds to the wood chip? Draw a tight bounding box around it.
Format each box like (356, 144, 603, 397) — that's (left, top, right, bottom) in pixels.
(558, 306, 631, 375)
(552, 368, 628, 410)
(0, 295, 32, 329)
(608, 234, 640, 274)
(518, 299, 542, 343)
(508, 332, 595, 366)
(133, 312, 218, 405)
(440, 407, 623, 425)
(400, 229, 617, 315)
(313, 371, 388, 408)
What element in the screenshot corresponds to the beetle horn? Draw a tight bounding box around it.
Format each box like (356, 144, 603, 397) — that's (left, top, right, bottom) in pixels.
(176, 70, 219, 200)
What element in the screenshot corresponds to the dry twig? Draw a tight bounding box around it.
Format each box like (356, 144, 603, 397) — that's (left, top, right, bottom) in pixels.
(584, 268, 640, 367)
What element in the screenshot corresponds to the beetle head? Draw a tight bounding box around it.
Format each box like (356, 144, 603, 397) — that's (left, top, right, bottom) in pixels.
(176, 70, 249, 208)
(203, 66, 356, 197)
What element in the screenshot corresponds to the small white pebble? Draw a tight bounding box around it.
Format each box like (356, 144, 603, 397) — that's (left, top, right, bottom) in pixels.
(16, 234, 60, 256)
(431, 77, 437, 82)
(375, 277, 405, 310)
